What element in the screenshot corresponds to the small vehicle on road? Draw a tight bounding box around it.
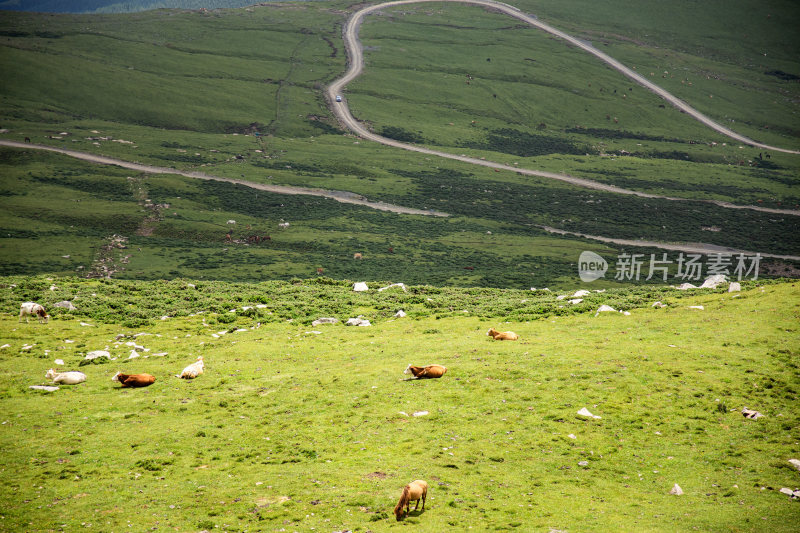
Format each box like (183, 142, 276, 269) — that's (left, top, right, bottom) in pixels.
(335, 95, 343, 102)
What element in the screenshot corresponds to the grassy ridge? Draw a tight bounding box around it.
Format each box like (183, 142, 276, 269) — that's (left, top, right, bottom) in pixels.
(0, 278, 798, 531)
(0, 1, 798, 283)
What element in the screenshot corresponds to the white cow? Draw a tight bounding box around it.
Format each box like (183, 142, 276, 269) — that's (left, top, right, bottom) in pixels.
(180, 356, 204, 379)
(19, 302, 49, 323)
(45, 369, 86, 385)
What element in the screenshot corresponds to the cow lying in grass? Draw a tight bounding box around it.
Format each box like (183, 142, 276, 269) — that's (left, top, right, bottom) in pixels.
(179, 356, 204, 379)
(112, 372, 156, 388)
(404, 364, 447, 379)
(19, 302, 49, 323)
(487, 327, 519, 341)
(45, 369, 86, 385)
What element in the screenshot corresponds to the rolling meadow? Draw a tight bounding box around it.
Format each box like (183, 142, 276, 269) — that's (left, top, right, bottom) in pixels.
(0, 0, 799, 531)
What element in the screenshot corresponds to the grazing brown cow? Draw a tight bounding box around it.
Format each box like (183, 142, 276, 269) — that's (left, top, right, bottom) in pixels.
(487, 327, 519, 341)
(112, 372, 156, 387)
(404, 364, 447, 379)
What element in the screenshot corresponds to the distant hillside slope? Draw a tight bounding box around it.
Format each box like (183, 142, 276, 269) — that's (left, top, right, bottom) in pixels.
(0, 0, 260, 14)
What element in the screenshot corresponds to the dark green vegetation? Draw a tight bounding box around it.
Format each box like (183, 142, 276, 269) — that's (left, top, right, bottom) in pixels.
(0, 0, 798, 286)
(1, 278, 799, 531)
(0, 0, 257, 14)
(1, 274, 760, 327)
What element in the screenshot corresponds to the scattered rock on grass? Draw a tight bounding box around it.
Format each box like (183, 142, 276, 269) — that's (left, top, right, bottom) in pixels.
(54, 301, 77, 311)
(742, 408, 764, 419)
(594, 305, 616, 316)
(80, 350, 112, 365)
(669, 483, 683, 495)
(353, 282, 368, 292)
(30, 385, 59, 392)
(312, 317, 338, 326)
(701, 275, 727, 288)
(412, 411, 429, 417)
(378, 283, 407, 292)
(577, 407, 601, 419)
(689, 305, 704, 310)
(346, 317, 371, 327)
(676, 283, 697, 290)
(728, 282, 741, 292)
(789, 459, 800, 472)
(394, 310, 407, 318)
(652, 301, 667, 308)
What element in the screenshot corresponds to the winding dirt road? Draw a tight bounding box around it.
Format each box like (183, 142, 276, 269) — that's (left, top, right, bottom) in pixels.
(0, 139, 448, 217)
(540, 226, 800, 261)
(327, 0, 800, 217)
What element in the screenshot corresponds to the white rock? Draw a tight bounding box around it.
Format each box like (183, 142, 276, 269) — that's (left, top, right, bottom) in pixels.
(30, 385, 59, 392)
(556, 295, 567, 301)
(79, 322, 94, 327)
(594, 305, 616, 317)
(622, 311, 631, 316)
(669, 483, 683, 495)
(378, 283, 407, 292)
(676, 283, 697, 290)
(150, 352, 168, 357)
(701, 274, 727, 288)
(304, 331, 322, 335)
(789, 459, 800, 472)
(346, 317, 371, 327)
(568, 299, 583, 305)
(398, 411, 409, 417)
(0, 344, 10, 349)
(779, 487, 794, 496)
(688, 305, 704, 310)
(54, 359, 64, 365)
(572, 290, 591, 297)
(412, 411, 429, 417)
(651, 301, 667, 308)
(578, 461, 589, 467)
(728, 282, 741, 292)
(128, 350, 140, 359)
(742, 408, 763, 419)
(353, 282, 369, 292)
(311, 317, 338, 326)
(568, 434, 577, 440)
(54, 301, 77, 311)
(84, 350, 111, 361)
(394, 310, 407, 318)
(577, 407, 601, 419)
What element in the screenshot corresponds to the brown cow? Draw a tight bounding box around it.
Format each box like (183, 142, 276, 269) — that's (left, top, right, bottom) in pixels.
(487, 327, 519, 341)
(404, 364, 447, 379)
(112, 372, 156, 387)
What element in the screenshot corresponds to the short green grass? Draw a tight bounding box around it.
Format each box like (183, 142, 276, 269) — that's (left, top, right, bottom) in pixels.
(0, 277, 798, 531)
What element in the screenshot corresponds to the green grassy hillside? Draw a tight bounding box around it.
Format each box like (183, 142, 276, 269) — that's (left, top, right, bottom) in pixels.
(1, 277, 798, 531)
(0, 1, 798, 286)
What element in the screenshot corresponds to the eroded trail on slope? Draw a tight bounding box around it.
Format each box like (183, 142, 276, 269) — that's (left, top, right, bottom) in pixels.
(326, 0, 800, 217)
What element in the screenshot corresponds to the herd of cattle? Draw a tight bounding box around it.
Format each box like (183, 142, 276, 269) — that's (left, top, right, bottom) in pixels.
(19, 300, 519, 521)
